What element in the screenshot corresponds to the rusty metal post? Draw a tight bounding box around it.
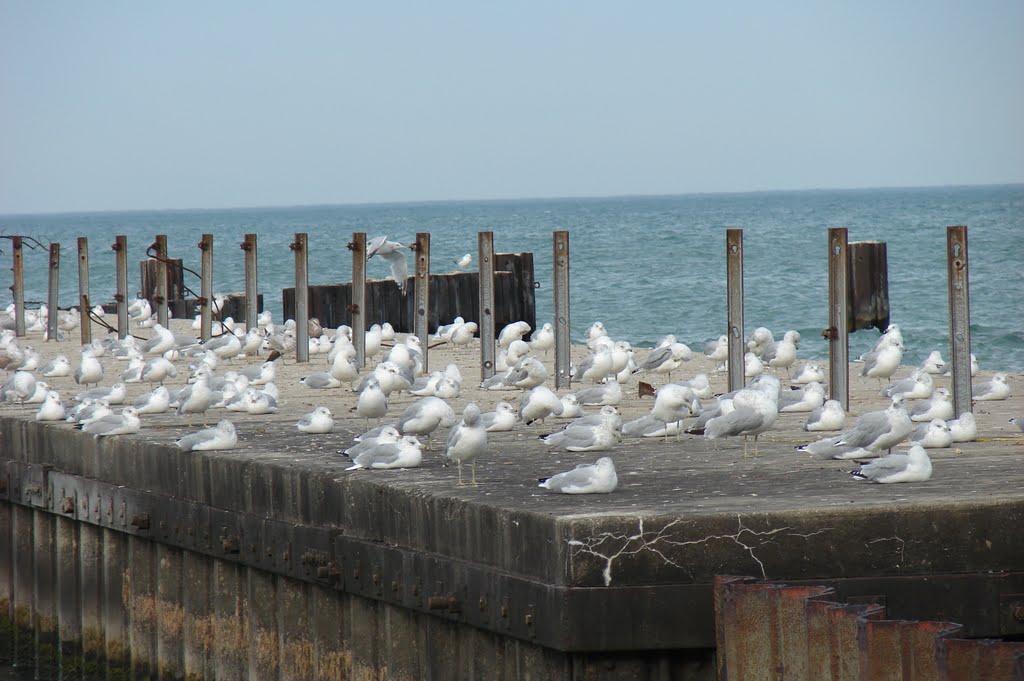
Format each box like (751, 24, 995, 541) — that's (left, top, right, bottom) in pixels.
(414, 232, 430, 372)
(199, 234, 213, 341)
(828, 228, 850, 410)
(11, 236, 25, 336)
(350, 232, 367, 366)
(242, 234, 258, 331)
(77, 237, 91, 345)
(553, 231, 571, 389)
(946, 226, 972, 417)
(46, 243, 60, 341)
(114, 235, 129, 339)
(293, 233, 309, 363)
(154, 234, 169, 327)
(725, 229, 744, 392)
(478, 231, 496, 380)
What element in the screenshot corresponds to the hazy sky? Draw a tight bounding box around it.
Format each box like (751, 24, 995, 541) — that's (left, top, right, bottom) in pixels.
(2, 1, 1022, 214)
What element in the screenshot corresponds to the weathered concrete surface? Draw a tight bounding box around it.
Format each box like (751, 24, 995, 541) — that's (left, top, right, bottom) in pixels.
(1, 319, 1023, 677)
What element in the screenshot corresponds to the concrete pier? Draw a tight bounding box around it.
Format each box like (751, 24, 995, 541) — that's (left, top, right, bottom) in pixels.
(1, 320, 1023, 679)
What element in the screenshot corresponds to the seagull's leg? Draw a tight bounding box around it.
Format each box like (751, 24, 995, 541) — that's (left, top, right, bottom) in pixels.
(456, 462, 465, 487)
(742, 436, 749, 458)
(471, 462, 478, 487)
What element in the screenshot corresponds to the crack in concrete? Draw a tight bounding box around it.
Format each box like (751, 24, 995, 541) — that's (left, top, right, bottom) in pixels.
(568, 514, 833, 585)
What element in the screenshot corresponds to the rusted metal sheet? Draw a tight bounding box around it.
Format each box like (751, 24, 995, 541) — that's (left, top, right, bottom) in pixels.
(716, 576, 1024, 681)
(847, 241, 890, 333)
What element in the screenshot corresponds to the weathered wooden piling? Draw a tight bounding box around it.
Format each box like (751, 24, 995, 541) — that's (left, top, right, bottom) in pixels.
(46, 243, 59, 341)
(847, 241, 890, 333)
(828, 228, 850, 410)
(478, 231, 496, 380)
(199, 234, 213, 341)
(113, 235, 129, 339)
(553, 231, 571, 389)
(293, 233, 309, 363)
(140, 247, 183, 321)
(413, 232, 431, 372)
(946, 225, 972, 417)
(11, 236, 25, 337)
(349, 232, 367, 366)
(725, 229, 744, 392)
(77, 237, 91, 346)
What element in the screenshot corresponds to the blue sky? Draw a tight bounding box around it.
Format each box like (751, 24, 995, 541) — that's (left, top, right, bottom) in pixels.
(2, 1, 1022, 214)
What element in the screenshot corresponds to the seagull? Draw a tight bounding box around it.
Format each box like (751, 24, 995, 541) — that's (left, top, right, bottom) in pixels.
(778, 382, 826, 413)
(455, 253, 472, 269)
(649, 383, 701, 439)
(558, 393, 584, 419)
(355, 376, 389, 428)
(481, 401, 517, 432)
(791, 362, 825, 385)
(301, 371, 344, 389)
(297, 406, 334, 434)
(541, 406, 622, 452)
(80, 407, 141, 437)
(1009, 416, 1024, 433)
(366, 236, 410, 293)
(75, 348, 104, 387)
(973, 373, 1010, 401)
(704, 335, 728, 362)
(860, 336, 905, 383)
(798, 395, 912, 460)
(803, 400, 846, 432)
(176, 420, 238, 451)
(518, 385, 564, 426)
(908, 388, 954, 422)
(909, 419, 952, 448)
(177, 372, 212, 425)
(35, 391, 66, 421)
(133, 386, 171, 415)
(572, 380, 622, 406)
(395, 396, 456, 446)
(634, 343, 692, 382)
(345, 435, 423, 471)
(538, 457, 618, 494)
(529, 323, 555, 356)
(443, 403, 487, 485)
(919, 350, 946, 375)
(704, 375, 780, 456)
(850, 445, 932, 483)
(242, 388, 278, 415)
(39, 354, 72, 378)
(0, 371, 37, 405)
(77, 382, 127, 406)
(880, 369, 934, 400)
(498, 321, 532, 348)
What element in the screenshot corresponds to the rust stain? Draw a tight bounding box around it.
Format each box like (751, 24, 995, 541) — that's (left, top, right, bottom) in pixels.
(254, 628, 280, 671)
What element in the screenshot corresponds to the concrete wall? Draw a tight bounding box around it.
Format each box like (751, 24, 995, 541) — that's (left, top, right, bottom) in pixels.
(0, 499, 715, 681)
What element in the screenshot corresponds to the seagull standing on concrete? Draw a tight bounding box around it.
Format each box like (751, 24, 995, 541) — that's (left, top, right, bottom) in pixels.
(444, 403, 488, 486)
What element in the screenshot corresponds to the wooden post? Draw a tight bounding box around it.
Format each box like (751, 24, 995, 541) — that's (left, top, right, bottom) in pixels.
(725, 229, 744, 392)
(78, 237, 91, 345)
(414, 232, 430, 372)
(350, 233, 367, 367)
(946, 226, 972, 417)
(46, 243, 60, 341)
(199, 234, 213, 341)
(154, 235, 169, 327)
(478, 232, 496, 380)
(114, 236, 129, 339)
(293, 233, 309, 363)
(828, 228, 850, 410)
(11, 236, 25, 337)
(553, 231, 571, 390)
(242, 234, 259, 330)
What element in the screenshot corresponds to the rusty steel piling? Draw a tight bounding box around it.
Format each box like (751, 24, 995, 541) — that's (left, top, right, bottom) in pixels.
(725, 229, 744, 392)
(828, 227, 850, 410)
(199, 234, 213, 342)
(113, 235, 128, 339)
(478, 231, 496, 380)
(154, 234, 169, 328)
(553, 231, 571, 390)
(77, 237, 91, 346)
(350, 232, 367, 366)
(946, 225, 972, 417)
(414, 232, 430, 372)
(242, 233, 258, 331)
(11, 236, 25, 337)
(293, 233, 309, 363)
(46, 243, 59, 341)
